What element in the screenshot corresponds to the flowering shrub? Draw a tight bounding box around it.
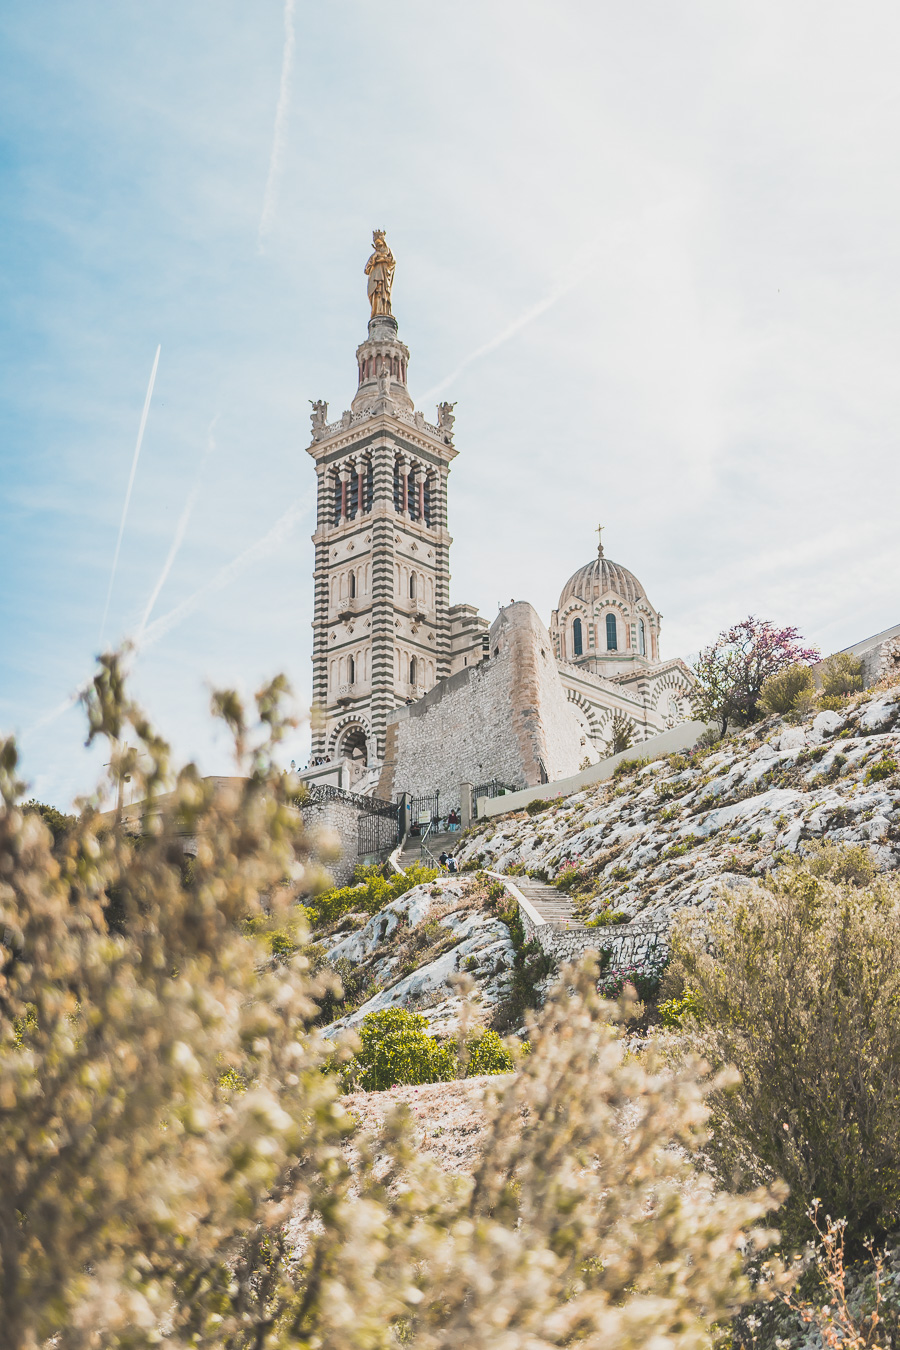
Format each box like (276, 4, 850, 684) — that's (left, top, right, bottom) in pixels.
(693, 616, 819, 734)
(597, 956, 666, 1002)
(0, 655, 784, 1348)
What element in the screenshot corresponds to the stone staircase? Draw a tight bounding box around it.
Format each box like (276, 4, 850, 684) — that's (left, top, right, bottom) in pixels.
(398, 830, 460, 872)
(512, 880, 591, 931)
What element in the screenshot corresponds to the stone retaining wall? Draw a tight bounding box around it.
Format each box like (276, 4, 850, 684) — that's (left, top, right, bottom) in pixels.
(500, 876, 670, 970)
(300, 796, 380, 886)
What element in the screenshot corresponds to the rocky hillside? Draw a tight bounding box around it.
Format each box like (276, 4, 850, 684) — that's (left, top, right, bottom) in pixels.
(456, 688, 900, 924)
(319, 682, 899, 1034)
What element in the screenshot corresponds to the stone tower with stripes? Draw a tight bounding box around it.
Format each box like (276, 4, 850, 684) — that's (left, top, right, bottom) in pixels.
(306, 232, 488, 789)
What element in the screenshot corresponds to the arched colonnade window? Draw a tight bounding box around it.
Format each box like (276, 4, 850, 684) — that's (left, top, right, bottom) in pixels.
(392, 455, 434, 526)
(358, 351, 406, 385)
(331, 456, 374, 525)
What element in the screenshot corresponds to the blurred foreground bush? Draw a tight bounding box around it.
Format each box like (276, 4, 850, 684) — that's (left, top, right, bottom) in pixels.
(0, 655, 781, 1348)
(669, 844, 900, 1248)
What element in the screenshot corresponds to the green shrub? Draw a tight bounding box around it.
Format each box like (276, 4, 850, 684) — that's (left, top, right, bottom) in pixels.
(820, 651, 864, 698)
(346, 1008, 458, 1091)
(758, 664, 816, 716)
(23, 798, 77, 846)
(816, 693, 847, 712)
(613, 756, 647, 780)
(466, 1028, 515, 1075)
(525, 797, 550, 816)
(657, 989, 703, 1027)
(307, 859, 438, 929)
(585, 910, 628, 927)
(670, 849, 900, 1245)
(866, 756, 898, 784)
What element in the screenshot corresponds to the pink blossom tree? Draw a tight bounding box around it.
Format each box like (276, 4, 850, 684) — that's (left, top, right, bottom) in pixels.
(692, 616, 819, 736)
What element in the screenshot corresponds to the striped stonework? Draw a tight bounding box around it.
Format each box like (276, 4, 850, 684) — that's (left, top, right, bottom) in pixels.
(306, 313, 459, 780)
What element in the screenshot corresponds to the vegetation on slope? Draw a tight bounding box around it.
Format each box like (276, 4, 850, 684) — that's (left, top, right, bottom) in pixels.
(0, 656, 780, 1346)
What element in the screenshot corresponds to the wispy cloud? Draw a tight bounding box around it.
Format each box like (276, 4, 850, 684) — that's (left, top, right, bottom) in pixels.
(418, 262, 594, 405)
(134, 416, 218, 644)
(99, 345, 161, 647)
(257, 0, 296, 250)
(138, 492, 312, 652)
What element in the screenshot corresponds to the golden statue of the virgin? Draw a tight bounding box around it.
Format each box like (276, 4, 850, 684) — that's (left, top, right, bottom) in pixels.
(364, 229, 395, 318)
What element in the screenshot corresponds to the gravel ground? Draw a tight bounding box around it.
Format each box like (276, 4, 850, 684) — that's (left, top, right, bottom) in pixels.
(343, 1073, 515, 1175)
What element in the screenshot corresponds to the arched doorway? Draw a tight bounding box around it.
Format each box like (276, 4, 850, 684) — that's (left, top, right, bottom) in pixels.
(337, 725, 369, 773)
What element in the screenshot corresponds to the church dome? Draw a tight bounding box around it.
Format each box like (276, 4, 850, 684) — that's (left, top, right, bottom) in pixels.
(558, 554, 647, 610)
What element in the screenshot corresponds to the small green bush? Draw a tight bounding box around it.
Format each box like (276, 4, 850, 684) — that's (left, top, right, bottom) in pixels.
(866, 756, 898, 784)
(613, 757, 647, 780)
(820, 651, 864, 698)
(585, 910, 628, 928)
(758, 664, 816, 716)
(466, 1028, 515, 1075)
(346, 1008, 458, 1091)
(657, 989, 703, 1027)
(525, 797, 551, 816)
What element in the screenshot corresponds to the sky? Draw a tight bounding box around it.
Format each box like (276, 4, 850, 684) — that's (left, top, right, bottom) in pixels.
(2, 1, 899, 809)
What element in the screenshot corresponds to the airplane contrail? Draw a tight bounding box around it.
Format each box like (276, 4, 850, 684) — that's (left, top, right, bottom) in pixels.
(134, 416, 218, 644)
(139, 492, 312, 652)
(417, 262, 596, 406)
(24, 492, 311, 742)
(99, 344, 161, 648)
(258, 0, 297, 250)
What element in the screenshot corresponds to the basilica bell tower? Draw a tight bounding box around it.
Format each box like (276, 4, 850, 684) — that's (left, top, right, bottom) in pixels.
(305, 231, 480, 787)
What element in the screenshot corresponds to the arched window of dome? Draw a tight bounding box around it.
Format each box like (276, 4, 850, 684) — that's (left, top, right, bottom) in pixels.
(573, 618, 583, 657)
(638, 618, 646, 655)
(606, 613, 618, 651)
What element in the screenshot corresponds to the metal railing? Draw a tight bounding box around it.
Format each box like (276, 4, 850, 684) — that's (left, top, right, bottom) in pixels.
(295, 781, 397, 818)
(472, 779, 517, 802)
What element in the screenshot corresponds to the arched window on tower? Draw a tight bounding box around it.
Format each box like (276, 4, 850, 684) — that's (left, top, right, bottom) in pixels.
(409, 655, 417, 685)
(638, 619, 646, 655)
(606, 613, 618, 651)
(409, 572, 416, 601)
(348, 655, 355, 685)
(572, 618, 583, 657)
(349, 571, 356, 599)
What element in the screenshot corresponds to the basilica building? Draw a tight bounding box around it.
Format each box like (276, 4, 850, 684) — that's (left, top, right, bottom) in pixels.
(303, 234, 694, 796)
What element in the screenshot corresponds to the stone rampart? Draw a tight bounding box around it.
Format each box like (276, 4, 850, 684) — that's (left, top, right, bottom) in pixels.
(376, 603, 590, 805)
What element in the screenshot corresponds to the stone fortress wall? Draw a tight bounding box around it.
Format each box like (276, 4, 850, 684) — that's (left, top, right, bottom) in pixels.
(376, 602, 594, 807)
